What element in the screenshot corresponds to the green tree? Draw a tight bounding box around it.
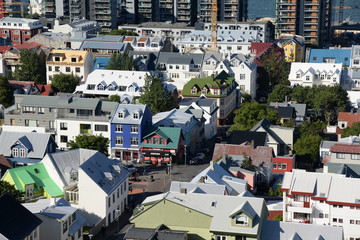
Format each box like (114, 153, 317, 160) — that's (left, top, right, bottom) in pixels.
(109, 94, 120, 103)
(273, 215, 283, 221)
(106, 53, 135, 71)
(102, 29, 138, 36)
(14, 49, 45, 83)
(282, 119, 296, 128)
(0, 180, 24, 203)
(343, 122, 360, 138)
(268, 186, 282, 196)
(230, 102, 279, 131)
(299, 121, 326, 137)
(139, 74, 174, 114)
(241, 93, 252, 103)
(290, 85, 310, 104)
(68, 135, 109, 156)
(241, 156, 255, 171)
(0, 76, 14, 107)
(268, 84, 291, 103)
(293, 134, 322, 164)
(51, 73, 81, 93)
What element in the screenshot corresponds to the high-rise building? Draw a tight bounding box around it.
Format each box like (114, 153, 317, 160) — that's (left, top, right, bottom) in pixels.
(275, 0, 331, 46)
(199, 0, 247, 23)
(43, 0, 69, 18)
(0, 0, 30, 18)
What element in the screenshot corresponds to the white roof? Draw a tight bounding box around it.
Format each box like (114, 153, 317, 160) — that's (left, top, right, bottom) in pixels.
(327, 177, 360, 204)
(170, 181, 226, 195)
(179, 30, 259, 44)
(152, 109, 197, 134)
(289, 62, 342, 78)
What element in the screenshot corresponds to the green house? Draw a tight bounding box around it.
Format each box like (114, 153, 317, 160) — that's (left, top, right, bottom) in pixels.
(1, 163, 63, 199)
(130, 192, 268, 240)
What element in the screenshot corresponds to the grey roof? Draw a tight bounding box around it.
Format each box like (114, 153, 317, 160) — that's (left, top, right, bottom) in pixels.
(325, 162, 360, 178)
(85, 34, 124, 42)
(157, 230, 187, 240)
(179, 97, 215, 107)
(170, 181, 226, 195)
(110, 104, 149, 124)
(261, 220, 343, 240)
(320, 140, 337, 149)
(229, 200, 257, 219)
(79, 151, 130, 194)
(251, 118, 286, 146)
(157, 52, 204, 66)
(124, 227, 156, 239)
(203, 52, 222, 63)
(80, 41, 128, 51)
(42, 32, 70, 42)
(0, 131, 53, 159)
(269, 102, 307, 118)
(44, 149, 99, 186)
(167, 57, 193, 65)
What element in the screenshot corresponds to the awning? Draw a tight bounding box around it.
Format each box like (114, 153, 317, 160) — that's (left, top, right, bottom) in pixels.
(141, 150, 171, 157)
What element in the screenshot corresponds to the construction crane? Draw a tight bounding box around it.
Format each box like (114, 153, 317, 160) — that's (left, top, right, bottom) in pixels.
(210, 0, 218, 49)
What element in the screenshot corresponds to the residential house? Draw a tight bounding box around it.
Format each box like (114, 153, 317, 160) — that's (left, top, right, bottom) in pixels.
(128, 51, 159, 71)
(191, 160, 249, 195)
(110, 104, 152, 161)
(46, 49, 94, 84)
(325, 144, 360, 165)
(140, 127, 184, 165)
(152, 109, 203, 154)
(268, 105, 296, 125)
(276, 35, 305, 62)
(251, 118, 294, 156)
(338, 111, 360, 130)
(130, 192, 268, 240)
(0, 131, 56, 166)
(307, 48, 351, 66)
(80, 41, 132, 57)
(170, 181, 227, 195)
(23, 198, 85, 240)
(282, 169, 360, 240)
(41, 149, 130, 226)
(175, 30, 259, 56)
(350, 45, 360, 70)
(179, 97, 218, 139)
(123, 36, 163, 52)
(272, 155, 295, 174)
(269, 102, 307, 124)
(251, 42, 284, 67)
(0, 17, 43, 45)
(27, 32, 70, 49)
(0, 194, 42, 240)
(212, 143, 274, 186)
(288, 62, 342, 87)
(1, 163, 64, 199)
(182, 71, 238, 125)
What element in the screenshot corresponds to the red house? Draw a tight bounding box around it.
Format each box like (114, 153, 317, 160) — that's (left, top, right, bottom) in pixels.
(0, 17, 43, 46)
(140, 127, 184, 165)
(250, 42, 284, 67)
(272, 155, 295, 174)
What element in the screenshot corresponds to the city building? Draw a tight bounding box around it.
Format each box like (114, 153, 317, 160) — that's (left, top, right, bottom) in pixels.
(0, 0, 29, 18)
(0, 17, 43, 45)
(199, 0, 247, 23)
(42, 0, 69, 18)
(272, 155, 295, 174)
(109, 104, 152, 161)
(307, 48, 351, 66)
(46, 49, 94, 84)
(275, 0, 331, 46)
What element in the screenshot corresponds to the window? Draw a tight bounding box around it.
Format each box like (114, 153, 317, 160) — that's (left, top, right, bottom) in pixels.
(117, 188, 119, 198)
(237, 46, 242, 50)
(113, 193, 115, 203)
(12, 148, 18, 157)
(97, 85, 104, 90)
(72, 213, 76, 222)
(118, 111, 124, 118)
(38, 107, 44, 114)
(63, 221, 68, 233)
(191, 87, 197, 94)
(115, 136, 123, 145)
(282, 163, 287, 169)
(339, 218, 343, 223)
(60, 122, 68, 130)
(239, 74, 245, 80)
(20, 148, 26, 157)
(115, 124, 123, 132)
(71, 57, 77, 63)
(160, 138, 164, 144)
(336, 153, 345, 159)
(217, 236, 227, 240)
(319, 213, 324, 218)
(213, 89, 219, 95)
(48, 66, 52, 71)
(235, 215, 248, 226)
(55, 57, 60, 61)
(356, 220, 360, 225)
(108, 197, 111, 207)
(95, 125, 108, 132)
(239, 85, 245, 90)
(75, 67, 80, 73)
(60, 135, 68, 143)
(131, 125, 138, 133)
(273, 163, 277, 169)
(333, 218, 337, 223)
(201, 88, 208, 94)
(55, 66, 60, 72)
(133, 112, 139, 119)
(66, 67, 70, 72)
(131, 137, 138, 145)
(350, 219, 354, 224)
(306, 76, 310, 81)
(354, 60, 360, 65)
(153, 137, 159, 144)
(296, 73, 300, 79)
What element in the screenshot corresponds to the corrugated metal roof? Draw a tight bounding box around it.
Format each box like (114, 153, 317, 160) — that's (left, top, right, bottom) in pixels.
(330, 144, 360, 154)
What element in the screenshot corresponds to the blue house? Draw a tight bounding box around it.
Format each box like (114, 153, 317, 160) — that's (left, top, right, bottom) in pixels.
(110, 104, 152, 161)
(307, 48, 351, 67)
(0, 131, 57, 167)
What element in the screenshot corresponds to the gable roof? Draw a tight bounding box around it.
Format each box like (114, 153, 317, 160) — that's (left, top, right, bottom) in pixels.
(110, 104, 149, 125)
(338, 112, 360, 127)
(227, 131, 267, 148)
(141, 127, 182, 150)
(229, 200, 257, 219)
(269, 106, 295, 119)
(0, 194, 42, 240)
(330, 144, 360, 154)
(170, 181, 226, 195)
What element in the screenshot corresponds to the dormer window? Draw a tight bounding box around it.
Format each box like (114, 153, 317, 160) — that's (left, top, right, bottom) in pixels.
(296, 73, 300, 79)
(108, 85, 115, 91)
(191, 87, 197, 94)
(54, 57, 60, 61)
(235, 215, 249, 226)
(71, 57, 77, 63)
(97, 85, 104, 90)
(202, 87, 208, 94)
(133, 112, 139, 119)
(12, 148, 18, 157)
(20, 148, 26, 158)
(118, 111, 124, 118)
(306, 76, 310, 81)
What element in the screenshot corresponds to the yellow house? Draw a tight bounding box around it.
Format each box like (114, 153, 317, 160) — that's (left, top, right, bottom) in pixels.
(277, 35, 305, 62)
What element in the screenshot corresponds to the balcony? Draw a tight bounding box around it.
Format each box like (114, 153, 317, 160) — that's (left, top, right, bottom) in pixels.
(178, 4, 190, 9)
(278, 0, 296, 5)
(287, 202, 313, 214)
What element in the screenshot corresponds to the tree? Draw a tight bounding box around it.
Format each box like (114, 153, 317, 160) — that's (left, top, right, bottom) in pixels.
(241, 93, 252, 103)
(102, 29, 138, 36)
(290, 85, 311, 104)
(0, 180, 24, 202)
(139, 74, 174, 114)
(68, 135, 109, 156)
(230, 102, 279, 131)
(299, 121, 326, 137)
(268, 84, 291, 103)
(109, 94, 120, 103)
(241, 156, 255, 171)
(106, 53, 135, 71)
(343, 122, 360, 138)
(0, 76, 14, 107)
(51, 73, 81, 93)
(14, 49, 45, 83)
(293, 134, 322, 164)
(268, 186, 282, 196)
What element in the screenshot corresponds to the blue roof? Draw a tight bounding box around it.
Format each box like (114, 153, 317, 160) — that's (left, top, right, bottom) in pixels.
(308, 48, 351, 66)
(94, 57, 110, 70)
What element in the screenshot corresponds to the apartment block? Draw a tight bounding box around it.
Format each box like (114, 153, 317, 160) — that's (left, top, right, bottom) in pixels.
(275, 0, 331, 46)
(43, 0, 69, 18)
(199, 0, 247, 23)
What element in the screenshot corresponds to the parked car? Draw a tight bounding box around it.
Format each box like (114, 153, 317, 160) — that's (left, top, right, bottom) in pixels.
(194, 153, 206, 161)
(122, 162, 138, 174)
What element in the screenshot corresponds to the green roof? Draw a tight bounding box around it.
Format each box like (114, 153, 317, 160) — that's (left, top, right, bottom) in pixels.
(182, 71, 237, 97)
(141, 127, 182, 150)
(8, 163, 63, 197)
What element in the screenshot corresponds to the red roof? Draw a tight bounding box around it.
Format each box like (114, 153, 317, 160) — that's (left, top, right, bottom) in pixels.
(35, 84, 56, 96)
(0, 46, 11, 54)
(330, 144, 360, 154)
(0, 154, 11, 169)
(212, 143, 274, 167)
(338, 112, 360, 127)
(8, 80, 35, 89)
(14, 42, 43, 50)
(251, 42, 284, 67)
(251, 42, 272, 55)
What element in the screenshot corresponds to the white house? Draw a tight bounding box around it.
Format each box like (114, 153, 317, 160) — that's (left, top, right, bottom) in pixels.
(288, 62, 342, 87)
(282, 169, 360, 240)
(123, 36, 163, 52)
(174, 30, 260, 57)
(42, 149, 130, 226)
(23, 198, 85, 240)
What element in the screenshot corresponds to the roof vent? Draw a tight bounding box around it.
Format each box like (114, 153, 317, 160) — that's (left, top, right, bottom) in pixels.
(34, 168, 39, 173)
(211, 201, 217, 207)
(180, 188, 187, 194)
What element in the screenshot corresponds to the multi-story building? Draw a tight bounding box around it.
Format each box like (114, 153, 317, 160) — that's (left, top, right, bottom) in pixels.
(46, 49, 94, 84)
(0, 0, 29, 18)
(182, 71, 238, 125)
(43, 0, 69, 18)
(199, 0, 247, 23)
(276, 35, 305, 62)
(275, 0, 331, 46)
(282, 169, 360, 240)
(109, 104, 152, 161)
(0, 17, 43, 46)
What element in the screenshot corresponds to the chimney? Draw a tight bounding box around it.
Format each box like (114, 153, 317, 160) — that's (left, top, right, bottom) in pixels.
(210, 160, 214, 171)
(251, 140, 255, 149)
(285, 95, 288, 103)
